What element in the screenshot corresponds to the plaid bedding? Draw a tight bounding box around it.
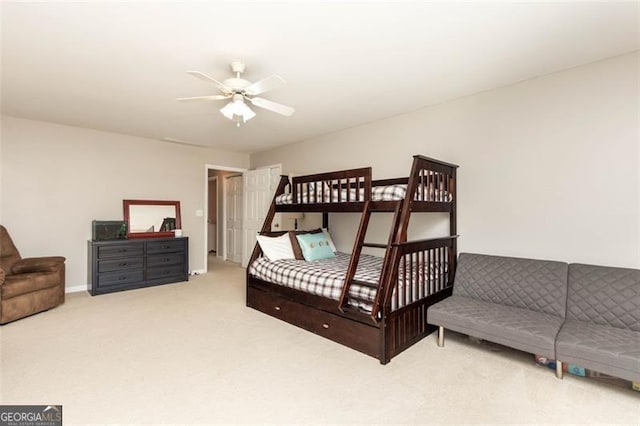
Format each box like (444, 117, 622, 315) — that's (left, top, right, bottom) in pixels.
(249, 253, 380, 310)
(275, 193, 319, 204)
(249, 252, 448, 312)
(275, 184, 452, 204)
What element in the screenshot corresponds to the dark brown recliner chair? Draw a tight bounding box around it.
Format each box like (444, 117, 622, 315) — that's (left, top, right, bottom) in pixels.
(0, 225, 65, 324)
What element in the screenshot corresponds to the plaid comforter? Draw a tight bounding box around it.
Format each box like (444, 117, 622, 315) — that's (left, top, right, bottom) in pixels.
(249, 253, 380, 309)
(249, 252, 448, 312)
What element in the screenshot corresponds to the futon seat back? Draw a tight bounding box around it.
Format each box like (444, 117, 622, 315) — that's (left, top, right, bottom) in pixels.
(567, 264, 640, 331)
(453, 253, 568, 317)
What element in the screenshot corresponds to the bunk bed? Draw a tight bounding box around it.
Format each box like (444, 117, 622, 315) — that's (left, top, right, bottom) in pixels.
(246, 155, 458, 364)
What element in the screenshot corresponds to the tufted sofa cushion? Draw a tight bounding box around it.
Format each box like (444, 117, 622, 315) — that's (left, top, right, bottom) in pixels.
(453, 253, 568, 317)
(555, 263, 640, 382)
(556, 319, 640, 382)
(428, 295, 564, 358)
(566, 264, 640, 332)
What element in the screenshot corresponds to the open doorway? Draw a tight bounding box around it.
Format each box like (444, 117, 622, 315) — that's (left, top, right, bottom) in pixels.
(204, 163, 282, 273)
(204, 164, 246, 273)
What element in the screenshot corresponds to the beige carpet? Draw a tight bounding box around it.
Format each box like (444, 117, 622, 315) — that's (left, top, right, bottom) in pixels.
(1, 256, 638, 424)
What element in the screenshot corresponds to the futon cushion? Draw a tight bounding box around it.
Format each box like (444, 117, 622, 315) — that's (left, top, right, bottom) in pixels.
(453, 253, 568, 317)
(428, 295, 564, 358)
(2, 271, 62, 299)
(556, 319, 640, 383)
(567, 264, 640, 331)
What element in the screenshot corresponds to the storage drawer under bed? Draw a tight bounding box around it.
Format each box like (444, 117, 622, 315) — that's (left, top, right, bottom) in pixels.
(247, 286, 380, 358)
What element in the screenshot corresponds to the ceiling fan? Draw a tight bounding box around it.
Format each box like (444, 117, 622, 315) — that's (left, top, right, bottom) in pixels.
(177, 61, 294, 126)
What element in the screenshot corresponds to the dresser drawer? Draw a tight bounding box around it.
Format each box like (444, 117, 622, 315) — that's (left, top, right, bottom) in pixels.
(147, 264, 185, 280)
(147, 253, 183, 268)
(97, 243, 144, 259)
(98, 257, 144, 273)
(97, 270, 144, 288)
(147, 240, 185, 254)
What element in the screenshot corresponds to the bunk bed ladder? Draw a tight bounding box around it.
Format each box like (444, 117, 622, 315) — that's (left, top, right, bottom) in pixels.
(338, 200, 404, 319)
(338, 200, 374, 313)
(369, 200, 403, 320)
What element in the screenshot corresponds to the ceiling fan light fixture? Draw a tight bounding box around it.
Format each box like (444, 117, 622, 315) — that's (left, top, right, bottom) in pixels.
(220, 102, 235, 120)
(220, 94, 256, 124)
(182, 62, 294, 126)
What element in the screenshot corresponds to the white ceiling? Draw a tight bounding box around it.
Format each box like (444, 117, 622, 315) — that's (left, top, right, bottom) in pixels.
(2, 2, 638, 153)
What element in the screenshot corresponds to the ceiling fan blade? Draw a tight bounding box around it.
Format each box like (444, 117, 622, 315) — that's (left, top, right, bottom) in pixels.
(186, 71, 231, 93)
(249, 97, 295, 116)
(244, 75, 286, 96)
(176, 95, 230, 102)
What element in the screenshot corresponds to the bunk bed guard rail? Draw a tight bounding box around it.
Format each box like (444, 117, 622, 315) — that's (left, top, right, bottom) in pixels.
(291, 167, 372, 204)
(384, 235, 457, 311)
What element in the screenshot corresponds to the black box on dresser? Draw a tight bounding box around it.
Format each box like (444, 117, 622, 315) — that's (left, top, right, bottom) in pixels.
(88, 237, 189, 295)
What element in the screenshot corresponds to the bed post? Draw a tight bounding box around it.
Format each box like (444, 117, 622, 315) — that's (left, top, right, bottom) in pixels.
(379, 317, 390, 364)
(448, 167, 457, 283)
(373, 156, 421, 318)
(322, 212, 329, 229)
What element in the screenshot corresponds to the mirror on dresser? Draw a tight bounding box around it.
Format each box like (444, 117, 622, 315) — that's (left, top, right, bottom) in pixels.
(123, 199, 181, 239)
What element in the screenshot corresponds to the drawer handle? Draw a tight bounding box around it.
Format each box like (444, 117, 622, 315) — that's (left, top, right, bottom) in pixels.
(118, 249, 127, 253)
(322, 323, 329, 329)
(118, 276, 127, 281)
(119, 263, 128, 266)
(274, 306, 281, 311)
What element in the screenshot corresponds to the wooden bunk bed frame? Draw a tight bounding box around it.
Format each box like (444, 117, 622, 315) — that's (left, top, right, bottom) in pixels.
(246, 155, 458, 364)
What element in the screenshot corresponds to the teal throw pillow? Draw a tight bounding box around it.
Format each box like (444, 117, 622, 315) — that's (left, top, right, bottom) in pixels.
(295, 232, 336, 261)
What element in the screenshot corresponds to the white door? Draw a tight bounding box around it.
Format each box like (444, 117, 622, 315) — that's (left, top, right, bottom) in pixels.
(242, 167, 274, 267)
(225, 175, 243, 264)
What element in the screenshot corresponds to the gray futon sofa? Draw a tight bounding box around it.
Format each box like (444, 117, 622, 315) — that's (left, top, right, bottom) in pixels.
(556, 264, 640, 382)
(427, 253, 569, 377)
(428, 253, 640, 383)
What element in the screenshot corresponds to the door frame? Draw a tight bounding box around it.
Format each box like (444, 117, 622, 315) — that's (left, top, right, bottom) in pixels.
(204, 164, 246, 273)
(207, 175, 218, 254)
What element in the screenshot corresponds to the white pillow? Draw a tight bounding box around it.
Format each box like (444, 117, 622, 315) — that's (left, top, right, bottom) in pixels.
(257, 233, 296, 261)
(322, 228, 337, 253)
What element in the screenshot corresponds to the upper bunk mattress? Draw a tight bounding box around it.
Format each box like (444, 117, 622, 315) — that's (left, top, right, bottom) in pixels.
(275, 184, 452, 205)
(249, 252, 447, 312)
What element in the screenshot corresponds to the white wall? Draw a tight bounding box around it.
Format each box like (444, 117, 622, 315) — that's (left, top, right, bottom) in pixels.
(251, 52, 640, 268)
(0, 118, 3, 224)
(1, 117, 249, 290)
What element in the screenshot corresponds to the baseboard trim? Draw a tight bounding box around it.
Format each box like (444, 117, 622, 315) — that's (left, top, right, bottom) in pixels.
(65, 285, 88, 293)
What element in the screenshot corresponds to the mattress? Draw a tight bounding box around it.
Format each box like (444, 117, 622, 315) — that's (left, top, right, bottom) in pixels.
(275, 184, 452, 204)
(248, 252, 448, 312)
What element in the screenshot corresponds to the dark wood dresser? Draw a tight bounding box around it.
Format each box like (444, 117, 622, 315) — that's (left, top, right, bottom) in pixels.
(88, 237, 189, 295)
